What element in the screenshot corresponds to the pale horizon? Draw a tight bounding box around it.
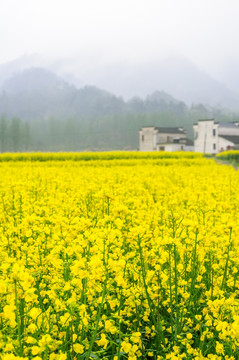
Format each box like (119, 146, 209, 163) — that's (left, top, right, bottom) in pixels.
(1, 0, 239, 85)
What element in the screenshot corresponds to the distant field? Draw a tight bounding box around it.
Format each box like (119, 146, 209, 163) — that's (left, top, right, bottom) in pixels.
(0, 151, 203, 161)
(0, 154, 238, 360)
(217, 150, 239, 164)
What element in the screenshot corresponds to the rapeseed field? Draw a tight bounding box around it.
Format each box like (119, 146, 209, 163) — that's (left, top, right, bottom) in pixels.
(0, 152, 238, 360)
(217, 150, 239, 164)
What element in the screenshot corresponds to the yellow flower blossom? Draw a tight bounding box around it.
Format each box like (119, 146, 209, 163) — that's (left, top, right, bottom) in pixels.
(0, 153, 237, 358)
(96, 334, 108, 349)
(73, 343, 84, 354)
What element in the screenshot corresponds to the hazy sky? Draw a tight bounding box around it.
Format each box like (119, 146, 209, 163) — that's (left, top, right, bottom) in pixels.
(1, 0, 239, 75)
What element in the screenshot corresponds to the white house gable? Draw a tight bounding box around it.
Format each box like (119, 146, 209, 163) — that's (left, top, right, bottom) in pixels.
(193, 119, 239, 153)
(193, 119, 219, 154)
(139, 126, 191, 151)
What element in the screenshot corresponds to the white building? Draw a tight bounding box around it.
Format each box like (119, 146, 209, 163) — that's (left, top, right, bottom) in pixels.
(193, 119, 239, 154)
(139, 126, 194, 151)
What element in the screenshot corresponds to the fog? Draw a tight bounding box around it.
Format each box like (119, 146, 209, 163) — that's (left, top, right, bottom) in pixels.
(1, 0, 239, 153)
(1, 0, 239, 85)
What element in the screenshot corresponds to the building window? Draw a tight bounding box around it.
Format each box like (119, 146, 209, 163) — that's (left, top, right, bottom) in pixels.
(213, 143, 216, 150)
(142, 135, 144, 142)
(213, 129, 216, 136)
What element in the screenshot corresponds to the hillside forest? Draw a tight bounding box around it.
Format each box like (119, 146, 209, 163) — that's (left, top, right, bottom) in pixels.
(0, 68, 239, 152)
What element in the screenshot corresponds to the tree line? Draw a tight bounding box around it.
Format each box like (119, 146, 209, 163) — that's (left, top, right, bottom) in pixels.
(1, 109, 239, 152)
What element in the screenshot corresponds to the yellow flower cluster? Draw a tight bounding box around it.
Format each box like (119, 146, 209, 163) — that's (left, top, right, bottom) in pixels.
(0, 153, 238, 360)
(216, 149, 239, 162)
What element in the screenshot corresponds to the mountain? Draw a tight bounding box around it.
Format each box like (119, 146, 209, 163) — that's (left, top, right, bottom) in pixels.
(1, 54, 239, 111)
(2, 67, 66, 94)
(0, 54, 46, 87)
(210, 58, 239, 95)
(0, 67, 75, 119)
(0, 67, 127, 119)
(54, 56, 239, 110)
(0, 66, 238, 152)
(0, 67, 191, 120)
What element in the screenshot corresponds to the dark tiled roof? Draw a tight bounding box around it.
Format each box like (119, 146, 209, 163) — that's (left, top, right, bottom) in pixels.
(195, 120, 239, 127)
(157, 138, 193, 145)
(194, 119, 219, 125)
(219, 135, 239, 144)
(219, 122, 239, 128)
(139, 125, 155, 128)
(198, 118, 215, 122)
(139, 126, 155, 131)
(155, 127, 186, 134)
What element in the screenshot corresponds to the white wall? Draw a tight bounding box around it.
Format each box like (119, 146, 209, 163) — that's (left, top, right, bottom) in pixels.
(219, 124, 239, 136)
(157, 132, 186, 143)
(156, 143, 185, 151)
(139, 127, 190, 152)
(185, 145, 194, 152)
(218, 137, 234, 152)
(193, 120, 219, 154)
(139, 127, 158, 151)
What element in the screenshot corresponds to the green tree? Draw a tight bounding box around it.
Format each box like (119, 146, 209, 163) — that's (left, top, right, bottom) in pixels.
(0, 115, 8, 153)
(23, 122, 31, 151)
(9, 117, 22, 152)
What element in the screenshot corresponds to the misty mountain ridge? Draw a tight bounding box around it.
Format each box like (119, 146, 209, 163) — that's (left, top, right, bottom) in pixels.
(146, 90, 180, 105)
(75, 57, 239, 110)
(1, 54, 239, 111)
(0, 54, 45, 87)
(50, 55, 239, 110)
(0, 67, 188, 120)
(2, 67, 67, 94)
(0, 66, 239, 152)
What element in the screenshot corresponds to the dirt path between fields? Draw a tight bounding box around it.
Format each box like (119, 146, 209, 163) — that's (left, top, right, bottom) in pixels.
(214, 159, 238, 170)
